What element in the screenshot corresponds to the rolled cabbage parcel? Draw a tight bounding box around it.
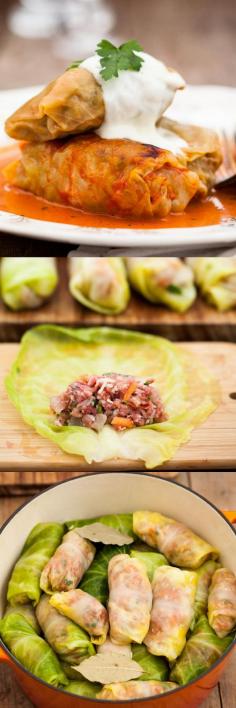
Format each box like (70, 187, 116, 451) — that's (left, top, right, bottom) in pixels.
(40, 529, 95, 593)
(36, 594, 95, 663)
(68, 257, 130, 314)
(125, 258, 196, 312)
(108, 554, 152, 644)
(7, 522, 64, 606)
(188, 257, 236, 311)
(208, 568, 236, 638)
(144, 566, 197, 661)
(97, 680, 178, 700)
(50, 588, 109, 644)
(0, 257, 58, 311)
(170, 615, 234, 685)
(133, 511, 219, 568)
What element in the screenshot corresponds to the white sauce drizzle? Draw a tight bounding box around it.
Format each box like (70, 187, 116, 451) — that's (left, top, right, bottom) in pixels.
(81, 52, 187, 154)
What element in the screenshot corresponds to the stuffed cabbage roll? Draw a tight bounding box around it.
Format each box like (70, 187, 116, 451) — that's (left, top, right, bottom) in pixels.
(108, 554, 152, 645)
(170, 616, 234, 685)
(68, 257, 130, 315)
(97, 680, 178, 700)
(131, 644, 168, 681)
(40, 529, 95, 593)
(133, 511, 219, 569)
(125, 258, 196, 313)
(98, 637, 132, 657)
(50, 589, 108, 644)
(144, 566, 197, 661)
(4, 603, 40, 634)
(190, 560, 220, 630)
(7, 523, 64, 606)
(187, 257, 236, 311)
(36, 594, 95, 663)
(208, 568, 236, 638)
(0, 258, 58, 311)
(80, 545, 131, 605)
(0, 611, 68, 687)
(65, 680, 100, 697)
(4, 134, 217, 219)
(130, 550, 168, 582)
(5, 67, 104, 142)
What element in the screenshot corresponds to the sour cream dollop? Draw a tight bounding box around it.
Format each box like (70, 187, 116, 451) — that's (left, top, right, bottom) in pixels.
(81, 52, 186, 153)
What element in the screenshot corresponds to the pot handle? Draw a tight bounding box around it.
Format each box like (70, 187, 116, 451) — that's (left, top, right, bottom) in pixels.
(0, 646, 11, 664)
(222, 510, 236, 524)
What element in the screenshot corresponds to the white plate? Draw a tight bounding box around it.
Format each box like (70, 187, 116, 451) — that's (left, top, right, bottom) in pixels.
(0, 84, 236, 249)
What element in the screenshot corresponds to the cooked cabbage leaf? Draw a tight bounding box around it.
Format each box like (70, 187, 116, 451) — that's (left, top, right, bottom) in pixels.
(66, 513, 134, 537)
(170, 616, 234, 685)
(79, 544, 130, 605)
(65, 680, 100, 697)
(0, 257, 58, 311)
(130, 550, 168, 581)
(68, 257, 130, 314)
(0, 612, 68, 687)
(5, 325, 219, 469)
(131, 644, 168, 681)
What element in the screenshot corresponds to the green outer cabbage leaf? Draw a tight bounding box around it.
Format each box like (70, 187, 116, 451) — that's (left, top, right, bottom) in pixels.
(130, 550, 168, 581)
(5, 325, 218, 468)
(65, 680, 100, 697)
(170, 616, 234, 685)
(0, 612, 68, 687)
(7, 522, 64, 606)
(79, 544, 131, 605)
(132, 644, 169, 681)
(66, 513, 134, 537)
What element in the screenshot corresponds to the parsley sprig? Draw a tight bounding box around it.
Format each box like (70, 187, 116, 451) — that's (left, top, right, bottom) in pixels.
(96, 39, 144, 81)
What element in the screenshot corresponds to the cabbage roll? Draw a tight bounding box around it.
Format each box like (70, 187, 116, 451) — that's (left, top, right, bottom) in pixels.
(36, 595, 95, 664)
(170, 616, 234, 685)
(190, 560, 220, 630)
(5, 67, 104, 142)
(0, 258, 58, 311)
(65, 680, 100, 697)
(80, 545, 130, 605)
(0, 612, 68, 687)
(4, 603, 40, 634)
(144, 566, 197, 661)
(50, 589, 108, 644)
(68, 257, 130, 315)
(97, 680, 178, 700)
(40, 529, 95, 594)
(188, 257, 236, 311)
(131, 644, 168, 681)
(108, 554, 152, 645)
(208, 568, 236, 638)
(133, 511, 219, 569)
(130, 550, 168, 581)
(125, 258, 196, 313)
(7, 523, 64, 606)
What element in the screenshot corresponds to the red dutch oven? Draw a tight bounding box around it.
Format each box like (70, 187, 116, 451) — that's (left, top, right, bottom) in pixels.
(0, 472, 235, 708)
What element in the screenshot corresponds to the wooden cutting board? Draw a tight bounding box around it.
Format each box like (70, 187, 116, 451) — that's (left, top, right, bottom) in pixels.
(0, 342, 235, 491)
(0, 258, 236, 342)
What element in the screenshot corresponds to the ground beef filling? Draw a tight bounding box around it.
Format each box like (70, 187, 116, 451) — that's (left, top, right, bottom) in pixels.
(50, 373, 167, 431)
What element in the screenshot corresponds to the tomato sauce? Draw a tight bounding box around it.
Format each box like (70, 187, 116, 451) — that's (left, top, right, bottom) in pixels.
(0, 145, 235, 230)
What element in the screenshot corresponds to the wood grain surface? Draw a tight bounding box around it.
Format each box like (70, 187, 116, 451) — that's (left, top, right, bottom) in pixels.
(0, 471, 235, 707)
(0, 0, 235, 255)
(0, 258, 236, 343)
(0, 341, 235, 486)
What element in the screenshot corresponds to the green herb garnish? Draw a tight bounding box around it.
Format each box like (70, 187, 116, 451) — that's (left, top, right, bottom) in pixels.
(167, 284, 182, 295)
(67, 59, 84, 71)
(96, 39, 144, 81)
(96, 402, 103, 413)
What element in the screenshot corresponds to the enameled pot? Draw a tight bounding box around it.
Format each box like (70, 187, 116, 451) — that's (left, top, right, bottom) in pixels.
(0, 472, 235, 708)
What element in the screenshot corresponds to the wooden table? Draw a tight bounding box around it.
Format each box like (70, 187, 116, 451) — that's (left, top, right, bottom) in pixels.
(0, 471, 235, 707)
(0, 0, 235, 254)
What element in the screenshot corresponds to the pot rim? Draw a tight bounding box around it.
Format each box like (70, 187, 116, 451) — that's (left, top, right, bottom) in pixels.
(0, 470, 235, 704)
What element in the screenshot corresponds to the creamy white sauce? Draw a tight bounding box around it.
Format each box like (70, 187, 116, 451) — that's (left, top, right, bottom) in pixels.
(81, 52, 186, 153)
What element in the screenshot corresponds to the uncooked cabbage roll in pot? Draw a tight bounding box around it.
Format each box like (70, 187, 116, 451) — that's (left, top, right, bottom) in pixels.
(36, 594, 95, 663)
(68, 257, 130, 314)
(133, 511, 219, 568)
(208, 568, 236, 638)
(108, 554, 152, 645)
(50, 588, 108, 644)
(40, 529, 95, 593)
(97, 680, 178, 700)
(144, 566, 197, 661)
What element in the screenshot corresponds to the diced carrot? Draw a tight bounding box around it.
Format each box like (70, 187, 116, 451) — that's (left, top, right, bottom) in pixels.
(123, 381, 136, 401)
(111, 417, 134, 429)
